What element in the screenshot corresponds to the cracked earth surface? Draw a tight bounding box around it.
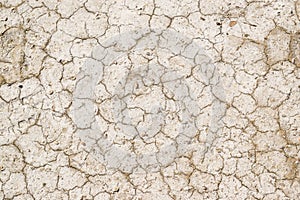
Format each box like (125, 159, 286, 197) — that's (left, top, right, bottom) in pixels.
(0, 0, 300, 199)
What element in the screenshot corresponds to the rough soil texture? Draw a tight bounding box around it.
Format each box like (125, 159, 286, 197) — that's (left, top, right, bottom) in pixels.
(0, 0, 299, 199)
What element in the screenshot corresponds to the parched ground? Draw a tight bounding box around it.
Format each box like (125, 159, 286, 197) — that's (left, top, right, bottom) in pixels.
(0, 0, 299, 199)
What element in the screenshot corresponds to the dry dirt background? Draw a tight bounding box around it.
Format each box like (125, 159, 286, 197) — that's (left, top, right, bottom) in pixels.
(0, 0, 300, 199)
